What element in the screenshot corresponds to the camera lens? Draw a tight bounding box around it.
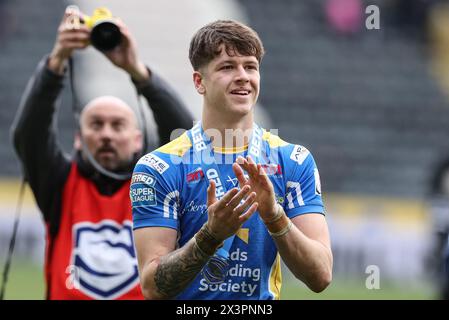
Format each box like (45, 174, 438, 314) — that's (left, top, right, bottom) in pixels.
(90, 21, 121, 51)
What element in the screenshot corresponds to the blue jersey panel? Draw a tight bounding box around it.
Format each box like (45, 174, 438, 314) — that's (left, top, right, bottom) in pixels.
(131, 130, 325, 300)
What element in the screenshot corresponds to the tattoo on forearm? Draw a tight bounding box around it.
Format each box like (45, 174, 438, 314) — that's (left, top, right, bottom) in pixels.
(154, 239, 210, 298)
(154, 224, 223, 298)
(194, 224, 223, 256)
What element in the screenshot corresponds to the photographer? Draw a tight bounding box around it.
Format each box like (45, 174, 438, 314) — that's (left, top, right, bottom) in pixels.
(11, 7, 193, 300)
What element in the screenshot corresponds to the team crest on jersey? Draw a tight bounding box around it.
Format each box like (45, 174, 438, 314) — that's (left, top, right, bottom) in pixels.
(275, 194, 285, 205)
(71, 220, 139, 299)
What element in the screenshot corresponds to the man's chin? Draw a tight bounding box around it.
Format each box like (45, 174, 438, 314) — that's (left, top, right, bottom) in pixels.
(230, 104, 253, 117)
(95, 156, 120, 171)
(98, 158, 134, 173)
(98, 162, 119, 171)
(231, 98, 254, 110)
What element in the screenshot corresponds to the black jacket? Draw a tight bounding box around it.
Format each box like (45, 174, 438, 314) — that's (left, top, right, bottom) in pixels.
(11, 56, 193, 237)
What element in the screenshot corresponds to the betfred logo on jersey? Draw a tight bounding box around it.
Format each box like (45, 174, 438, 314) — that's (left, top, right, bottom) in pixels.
(187, 168, 204, 184)
(70, 220, 139, 299)
(206, 169, 225, 199)
(192, 124, 207, 152)
(131, 172, 156, 185)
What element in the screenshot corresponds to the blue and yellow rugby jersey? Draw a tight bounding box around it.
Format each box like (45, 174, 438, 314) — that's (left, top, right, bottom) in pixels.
(131, 127, 324, 300)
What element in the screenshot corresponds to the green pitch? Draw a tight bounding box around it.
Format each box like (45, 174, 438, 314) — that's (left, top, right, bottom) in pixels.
(0, 260, 436, 300)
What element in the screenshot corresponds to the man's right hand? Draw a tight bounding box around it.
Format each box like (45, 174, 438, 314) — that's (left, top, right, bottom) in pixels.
(205, 180, 258, 242)
(48, 6, 90, 75)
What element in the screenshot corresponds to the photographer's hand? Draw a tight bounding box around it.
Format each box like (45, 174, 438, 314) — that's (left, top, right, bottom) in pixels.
(102, 19, 149, 83)
(48, 6, 90, 75)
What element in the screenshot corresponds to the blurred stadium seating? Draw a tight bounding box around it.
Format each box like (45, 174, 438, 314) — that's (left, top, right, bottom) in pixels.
(1, 0, 448, 299)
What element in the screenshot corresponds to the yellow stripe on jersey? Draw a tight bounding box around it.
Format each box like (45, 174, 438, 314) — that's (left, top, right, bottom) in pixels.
(269, 254, 282, 300)
(262, 130, 289, 148)
(156, 129, 288, 158)
(236, 228, 249, 244)
(156, 132, 192, 157)
(213, 145, 248, 154)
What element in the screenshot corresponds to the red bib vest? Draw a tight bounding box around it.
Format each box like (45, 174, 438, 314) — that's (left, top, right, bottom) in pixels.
(45, 163, 143, 300)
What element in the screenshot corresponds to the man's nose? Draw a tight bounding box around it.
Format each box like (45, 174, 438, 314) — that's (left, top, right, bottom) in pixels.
(99, 124, 115, 140)
(235, 65, 250, 83)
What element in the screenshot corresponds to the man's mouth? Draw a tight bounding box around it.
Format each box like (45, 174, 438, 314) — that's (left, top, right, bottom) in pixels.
(97, 147, 117, 156)
(230, 89, 251, 96)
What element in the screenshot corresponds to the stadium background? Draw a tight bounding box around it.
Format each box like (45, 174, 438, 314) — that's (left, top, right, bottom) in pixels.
(1, 0, 448, 299)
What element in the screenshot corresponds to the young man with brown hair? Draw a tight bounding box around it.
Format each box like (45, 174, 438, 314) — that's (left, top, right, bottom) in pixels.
(131, 20, 332, 300)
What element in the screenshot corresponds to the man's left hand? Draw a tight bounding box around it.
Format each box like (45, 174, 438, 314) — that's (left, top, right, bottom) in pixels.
(102, 18, 149, 82)
(232, 155, 278, 222)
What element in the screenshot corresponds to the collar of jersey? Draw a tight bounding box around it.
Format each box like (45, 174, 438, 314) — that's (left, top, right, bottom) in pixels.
(212, 144, 249, 154)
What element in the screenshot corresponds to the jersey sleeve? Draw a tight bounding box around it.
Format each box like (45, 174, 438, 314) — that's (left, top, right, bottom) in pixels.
(283, 145, 324, 218)
(131, 151, 181, 231)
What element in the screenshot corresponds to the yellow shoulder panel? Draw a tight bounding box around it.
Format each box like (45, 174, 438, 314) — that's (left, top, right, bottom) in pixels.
(156, 132, 192, 157)
(262, 130, 289, 148)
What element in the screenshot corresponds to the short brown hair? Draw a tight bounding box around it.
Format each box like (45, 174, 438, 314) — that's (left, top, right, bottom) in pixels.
(189, 20, 265, 70)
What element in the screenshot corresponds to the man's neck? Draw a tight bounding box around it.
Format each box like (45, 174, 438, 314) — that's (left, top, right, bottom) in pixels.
(202, 108, 254, 149)
(76, 151, 128, 196)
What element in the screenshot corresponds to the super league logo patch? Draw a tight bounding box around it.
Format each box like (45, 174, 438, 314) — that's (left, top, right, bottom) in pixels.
(71, 220, 139, 299)
(130, 172, 157, 207)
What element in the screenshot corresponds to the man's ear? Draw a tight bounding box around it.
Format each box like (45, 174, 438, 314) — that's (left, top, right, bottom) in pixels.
(74, 131, 82, 150)
(193, 71, 205, 94)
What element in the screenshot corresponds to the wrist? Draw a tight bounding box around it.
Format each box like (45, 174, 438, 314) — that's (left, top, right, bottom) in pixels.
(263, 205, 292, 236)
(128, 61, 150, 83)
(194, 224, 223, 256)
(48, 53, 67, 75)
(269, 219, 293, 238)
(263, 204, 283, 224)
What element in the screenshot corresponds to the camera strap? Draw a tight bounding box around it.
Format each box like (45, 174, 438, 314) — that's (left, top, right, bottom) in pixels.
(0, 177, 26, 300)
(68, 57, 148, 181)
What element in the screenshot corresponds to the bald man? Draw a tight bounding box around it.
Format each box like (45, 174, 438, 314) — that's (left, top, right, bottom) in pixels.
(75, 96, 143, 173)
(11, 8, 193, 300)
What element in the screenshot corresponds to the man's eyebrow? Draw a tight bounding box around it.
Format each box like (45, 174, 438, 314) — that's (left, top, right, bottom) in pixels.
(88, 115, 128, 122)
(88, 116, 103, 122)
(217, 59, 258, 66)
(217, 60, 235, 65)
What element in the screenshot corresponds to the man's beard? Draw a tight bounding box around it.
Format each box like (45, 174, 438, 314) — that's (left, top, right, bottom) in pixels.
(83, 144, 135, 173)
(96, 153, 135, 173)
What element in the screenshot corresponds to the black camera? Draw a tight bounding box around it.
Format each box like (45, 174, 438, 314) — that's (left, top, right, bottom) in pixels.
(85, 8, 122, 51)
